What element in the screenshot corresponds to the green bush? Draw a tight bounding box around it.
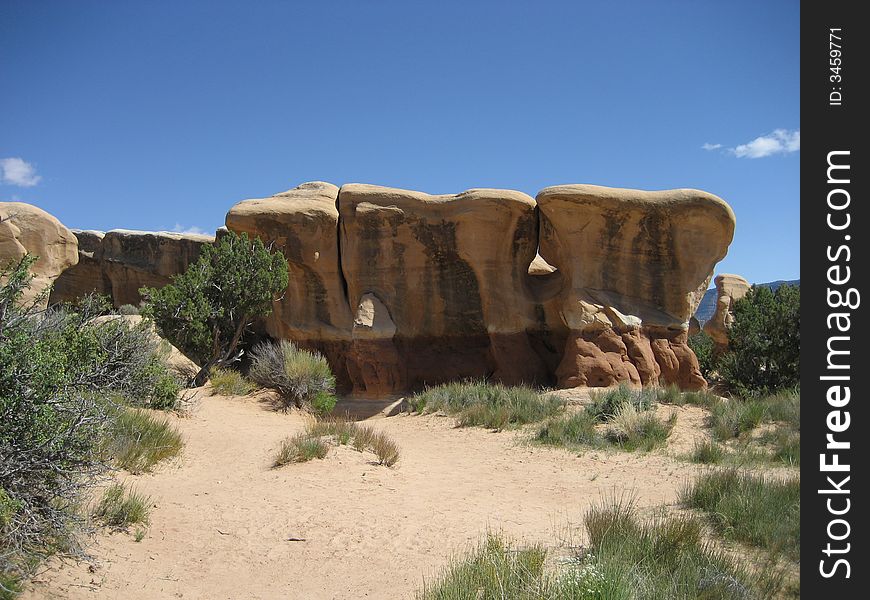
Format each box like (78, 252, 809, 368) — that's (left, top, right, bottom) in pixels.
(141, 231, 289, 386)
(249, 340, 337, 413)
(682, 469, 800, 560)
(410, 381, 565, 430)
(687, 331, 716, 379)
(1, 257, 185, 582)
(117, 304, 140, 316)
(93, 483, 151, 529)
(717, 285, 800, 396)
(209, 367, 257, 396)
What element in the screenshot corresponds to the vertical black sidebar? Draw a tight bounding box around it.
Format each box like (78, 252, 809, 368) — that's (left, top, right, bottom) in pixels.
(802, 1, 868, 596)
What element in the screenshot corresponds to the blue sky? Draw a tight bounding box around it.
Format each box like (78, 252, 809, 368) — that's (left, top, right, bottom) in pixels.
(1, 0, 799, 284)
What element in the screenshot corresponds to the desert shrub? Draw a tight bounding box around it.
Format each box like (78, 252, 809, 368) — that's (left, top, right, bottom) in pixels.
(350, 425, 377, 453)
(209, 367, 257, 396)
(93, 483, 150, 529)
(141, 231, 289, 385)
(0, 257, 184, 582)
(717, 285, 800, 396)
(117, 304, 140, 316)
(103, 409, 184, 473)
(370, 431, 400, 466)
(536, 411, 598, 447)
(689, 439, 723, 464)
(604, 404, 676, 451)
(688, 331, 717, 379)
(586, 384, 656, 422)
(410, 381, 564, 430)
(249, 340, 337, 413)
(682, 469, 800, 560)
(305, 420, 400, 466)
(274, 433, 329, 466)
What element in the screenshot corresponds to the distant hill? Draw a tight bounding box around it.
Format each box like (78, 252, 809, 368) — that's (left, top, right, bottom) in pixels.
(694, 279, 800, 325)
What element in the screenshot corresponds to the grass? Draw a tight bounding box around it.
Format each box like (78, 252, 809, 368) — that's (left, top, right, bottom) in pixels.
(409, 381, 565, 430)
(537, 405, 675, 453)
(586, 384, 656, 422)
(583, 498, 783, 599)
(418, 498, 784, 599)
(104, 409, 184, 473)
(689, 439, 724, 464)
(209, 367, 257, 396)
(274, 433, 329, 466)
(681, 469, 800, 560)
(418, 534, 549, 599)
(93, 483, 151, 529)
(537, 411, 598, 447)
(709, 398, 768, 440)
(304, 419, 400, 466)
(604, 404, 676, 451)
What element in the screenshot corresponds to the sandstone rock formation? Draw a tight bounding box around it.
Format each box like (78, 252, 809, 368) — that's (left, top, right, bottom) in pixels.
(1, 202, 79, 307)
(223, 182, 735, 394)
(41, 181, 737, 395)
(536, 185, 735, 390)
(703, 273, 751, 348)
(50, 229, 214, 307)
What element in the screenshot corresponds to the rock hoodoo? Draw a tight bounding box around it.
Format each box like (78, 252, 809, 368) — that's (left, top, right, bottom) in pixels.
(703, 273, 751, 349)
(1, 202, 79, 307)
(224, 181, 735, 394)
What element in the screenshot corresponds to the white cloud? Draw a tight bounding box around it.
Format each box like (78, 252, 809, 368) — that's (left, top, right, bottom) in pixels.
(172, 223, 207, 235)
(0, 157, 41, 187)
(732, 129, 800, 158)
(702, 143, 722, 151)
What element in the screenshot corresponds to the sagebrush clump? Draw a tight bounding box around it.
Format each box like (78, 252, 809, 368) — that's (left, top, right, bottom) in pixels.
(249, 340, 337, 413)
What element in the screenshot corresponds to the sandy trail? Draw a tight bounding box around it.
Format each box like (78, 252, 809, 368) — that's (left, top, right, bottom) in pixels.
(24, 391, 714, 600)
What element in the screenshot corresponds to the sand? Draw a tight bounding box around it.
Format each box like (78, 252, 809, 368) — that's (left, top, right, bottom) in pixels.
(23, 390, 725, 599)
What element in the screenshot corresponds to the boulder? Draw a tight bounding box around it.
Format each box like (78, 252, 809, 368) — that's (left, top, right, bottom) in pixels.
(703, 273, 751, 347)
(0, 202, 79, 307)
